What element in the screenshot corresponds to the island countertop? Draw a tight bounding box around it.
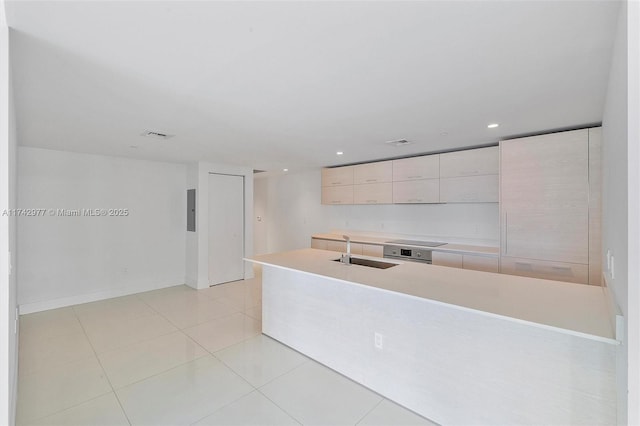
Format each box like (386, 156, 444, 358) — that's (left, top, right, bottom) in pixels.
(248, 248, 617, 344)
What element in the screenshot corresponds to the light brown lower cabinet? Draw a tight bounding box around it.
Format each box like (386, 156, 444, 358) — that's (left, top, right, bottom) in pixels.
(500, 256, 588, 284)
(433, 251, 499, 273)
(311, 238, 383, 258)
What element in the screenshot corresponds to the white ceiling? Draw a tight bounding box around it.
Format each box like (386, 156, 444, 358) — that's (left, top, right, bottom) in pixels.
(6, 1, 620, 172)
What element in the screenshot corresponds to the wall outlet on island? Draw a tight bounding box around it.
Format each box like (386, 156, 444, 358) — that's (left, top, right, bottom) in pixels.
(374, 332, 384, 350)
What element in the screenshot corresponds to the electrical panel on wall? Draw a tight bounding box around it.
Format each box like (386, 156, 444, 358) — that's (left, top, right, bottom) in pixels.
(187, 189, 196, 232)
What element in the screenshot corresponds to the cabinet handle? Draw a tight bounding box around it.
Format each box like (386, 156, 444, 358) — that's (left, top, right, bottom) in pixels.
(514, 262, 533, 271)
(461, 170, 480, 176)
(408, 198, 422, 202)
(332, 200, 342, 204)
(504, 212, 508, 255)
(551, 266, 572, 276)
(366, 199, 377, 203)
(366, 179, 377, 182)
(408, 175, 422, 179)
(331, 181, 341, 185)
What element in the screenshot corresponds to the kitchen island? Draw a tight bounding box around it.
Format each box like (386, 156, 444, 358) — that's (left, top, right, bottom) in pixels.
(248, 248, 618, 425)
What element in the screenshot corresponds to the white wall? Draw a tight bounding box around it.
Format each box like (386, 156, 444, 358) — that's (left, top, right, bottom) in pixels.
(255, 169, 499, 253)
(17, 147, 187, 313)
(185, 161, 254, 289)
(602, 1, 640, 423)
(0, 2, 18, 423)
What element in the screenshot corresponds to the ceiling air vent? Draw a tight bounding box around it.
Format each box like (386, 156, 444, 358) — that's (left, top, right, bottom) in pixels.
(385, 139, 412, 147)
(253, 169, 266, 174)
(141, 130, 175, 139)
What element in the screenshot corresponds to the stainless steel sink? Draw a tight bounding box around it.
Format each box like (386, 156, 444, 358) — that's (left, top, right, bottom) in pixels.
(332, 257, 398, 269)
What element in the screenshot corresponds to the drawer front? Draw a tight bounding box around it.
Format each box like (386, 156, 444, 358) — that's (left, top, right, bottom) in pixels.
(439, 175, 498, 203)
(432, 252, 463, 268)
(321, 185, 354, 205)
(311, 238, 328, 250)
(354, 183, 393, 204)
(322, 166, 354, 186)
(500, 256, 588, 284)
(326, 240, 347, 252)
(393, 179, 439, 204)
(463, 255, 499, 273)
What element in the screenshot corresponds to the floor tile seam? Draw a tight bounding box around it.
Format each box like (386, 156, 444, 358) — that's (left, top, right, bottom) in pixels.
(105, 350, 211, 391)
(185, 386, 258, 426)
(354, 396, 385, 425)
(16, 351, 99, 380)
(88, 324, 180, 356)
(168, 306, 249, 330)
(253, 387, 304, 426)
(180, 311, 256, 334)
(16, 389, 117, 425)
(211, 338, 311, 389)
(111, 352, 228, 395)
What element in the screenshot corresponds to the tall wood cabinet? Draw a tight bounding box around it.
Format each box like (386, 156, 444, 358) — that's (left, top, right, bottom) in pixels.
(500, 128, 602, 285)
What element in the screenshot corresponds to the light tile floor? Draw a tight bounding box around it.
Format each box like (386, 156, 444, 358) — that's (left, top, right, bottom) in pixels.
(16, 269, 436, 426)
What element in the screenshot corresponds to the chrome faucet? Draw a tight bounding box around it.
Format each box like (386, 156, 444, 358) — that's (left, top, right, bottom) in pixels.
(340, 235, 352, 264)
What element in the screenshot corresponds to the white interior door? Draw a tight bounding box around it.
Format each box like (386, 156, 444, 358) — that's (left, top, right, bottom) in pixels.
(208, 173, 245, 286)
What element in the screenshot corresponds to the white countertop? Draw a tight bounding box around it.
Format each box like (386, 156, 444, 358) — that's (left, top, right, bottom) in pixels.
(312, 233, 499, 257)
(248, 248, 617, 344)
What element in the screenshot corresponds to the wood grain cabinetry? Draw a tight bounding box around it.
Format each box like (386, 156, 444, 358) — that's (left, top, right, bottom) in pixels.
(439, 147, 499, 203)
(433, 251, 499, 273)
(440, 146, 499, 177)
(354, 161, 392, 184)
(392, 155, 439, 181)
(321, 185, 354, 205)
(499, 128, 599, 284)
(463, 254, 499, 273)
(311, 238, 383, 258)
(322, 166, 354, 186)
(393, 179, 439, 204)
(432, 252, 463, 268)
(354, 183, 393, 204)
(500, 256, 589, 284)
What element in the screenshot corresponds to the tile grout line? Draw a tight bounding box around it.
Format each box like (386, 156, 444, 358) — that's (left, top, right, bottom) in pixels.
(354, 397, 384, 425)
(254, 387, 304, 426)
(71, 304, 134, 426)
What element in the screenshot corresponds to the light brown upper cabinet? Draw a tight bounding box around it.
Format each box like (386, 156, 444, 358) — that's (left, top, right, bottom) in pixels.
(439, 147, 499, 203)
(353, 161, 392, 184)
(321, 166, 354, 187)
(500, 128, 600, 285)
(354, 182, 393, 205)
(393, 179, 439, 204)
(392, 155, 439, 181)
(439, 146, 499, 178)
(321, 185, 354, 205)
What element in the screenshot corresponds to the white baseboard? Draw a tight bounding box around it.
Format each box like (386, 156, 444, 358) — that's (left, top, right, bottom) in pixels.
(19, 281, 184, 315)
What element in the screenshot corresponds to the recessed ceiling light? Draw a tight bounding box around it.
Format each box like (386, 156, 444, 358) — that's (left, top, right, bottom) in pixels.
(283, 168, 288, 172)
(487, 123, 499, 129)
(336, 151, 343, 155)
(129, 145, 139, 149)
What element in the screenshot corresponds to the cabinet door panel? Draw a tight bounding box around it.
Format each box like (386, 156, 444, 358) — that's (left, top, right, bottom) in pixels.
(440, 175, 498, 203)
(463, 255, 499, 273)
(503, 208, 588, 264)
(311, 238, 328, 250)
(393, 155, 439, 181)
(321, 186, 354, 205)
(500, 129, 590, 271)
(354, 183, 392, 204)
(322, 166, 354, 186)
(361, 244, 383, 258)
(393, 179, 439, 204)
(440, 147, 498, 178)
(354, 161, 392, 184)
(501, 256, 588, 284)
(432, 252, 463, 268)
(326, 241, 347, 252)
